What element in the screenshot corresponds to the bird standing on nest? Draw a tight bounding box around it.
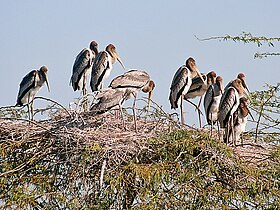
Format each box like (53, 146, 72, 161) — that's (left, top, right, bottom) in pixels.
(169, 57, 206, 126)
(184, 71, 217, 127)
(218, 78, 248, 146)
(16, 66, 50, 120)
(109, 69, 155, 132)
(226, 97, 252, 145)
(203, 75, 224, 136)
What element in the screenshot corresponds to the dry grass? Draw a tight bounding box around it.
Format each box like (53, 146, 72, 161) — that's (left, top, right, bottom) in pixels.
(0, 104, 277, 172)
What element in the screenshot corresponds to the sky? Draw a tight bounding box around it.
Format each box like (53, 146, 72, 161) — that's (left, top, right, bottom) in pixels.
(0, 1, 279, 127)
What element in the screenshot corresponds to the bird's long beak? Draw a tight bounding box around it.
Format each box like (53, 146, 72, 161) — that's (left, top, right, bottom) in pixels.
(45, 76, 50, 92)
(117, 56, 126, 70)
(242, 81, 250, 95)
(195, 67, 207, 85)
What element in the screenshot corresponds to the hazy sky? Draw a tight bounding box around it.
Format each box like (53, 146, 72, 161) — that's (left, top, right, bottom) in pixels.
(0, 1, 279, 126)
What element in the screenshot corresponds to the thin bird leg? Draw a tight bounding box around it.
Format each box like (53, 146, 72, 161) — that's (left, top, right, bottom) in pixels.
(231, 116, 235, 147)
(132, 92, 138, 132)
(27, 94, 31, 121)
(198, 96, 203, 128)
(186, 99, 203, 115)
(31, 97, 34, 121)
(119, 104, 125, 130)
(210, 113, 213, 137)
(82, 73, 88, 111)
(217, 122, 221, 141)
(181, 94, 185, 126)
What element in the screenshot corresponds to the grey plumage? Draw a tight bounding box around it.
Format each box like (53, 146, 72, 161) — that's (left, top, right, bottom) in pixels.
(90, 88, 129, 114)
(226, 97, 250, 145)
(169, 57, 205, 125)
(70, 40, 98, 92)
(204, 76, 223, 125)
(16, 66, 50, 120)
(90, 44, 125, 92)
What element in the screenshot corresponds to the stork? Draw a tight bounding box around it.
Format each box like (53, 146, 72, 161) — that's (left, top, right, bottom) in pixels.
(90, 87, 129, 123)
(109, 69, 155, 132)
(226, 97, 252, 146)
(203, 75, 224, 136)
(224, 73, 249, 96)
(16, 66, 50, 120)
(70, 40, 98, 97)
(90, 44, 125, 92)
(169, 57, 206, 126)
(184, 71, 217, 127)
(218, 78, 248, 146)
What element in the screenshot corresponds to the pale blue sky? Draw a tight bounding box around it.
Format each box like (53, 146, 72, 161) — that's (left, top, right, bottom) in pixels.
(0, 1, 279, 126)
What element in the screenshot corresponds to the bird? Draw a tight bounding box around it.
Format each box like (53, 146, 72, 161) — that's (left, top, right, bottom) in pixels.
(218, 78, 248, 146)
(184, 71, 217, 127)
(109, 69, 155, 131)
(16, 66, 50, 120)
(90, 87, 129, 115)
(224, 73, 249, 96)
(90, 44, 125, 92)
(203, 75, 224, 136)
(226, 97, 251, 146)
(169, 57, 206, 125)
(70, 40, 98, 96)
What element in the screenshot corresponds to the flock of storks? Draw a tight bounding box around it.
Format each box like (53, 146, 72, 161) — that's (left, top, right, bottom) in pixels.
(16, 40, 252, 145)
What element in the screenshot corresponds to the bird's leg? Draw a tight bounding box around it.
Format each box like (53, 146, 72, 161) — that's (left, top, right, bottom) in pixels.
(231, 116, 235, 147)
(210, 113, 213, 137)
(31, 97, 34, 121)
(186, 99, 203, 115)
(217, 122, 221, 141)
(180, 94, 185, 126)
(132, 92, 138, 133)
(198, 96, 203, 128)
(119, 104, 126, 130)
(27, 95, 31, 121)
(82, 73, 88, 111)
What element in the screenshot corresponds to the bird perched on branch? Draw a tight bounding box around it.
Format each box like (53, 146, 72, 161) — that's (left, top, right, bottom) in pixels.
(169, 57, 206, 125)
(203, 75, 224, 136)
(16, 66, 50, 120)
(184, 71, 217, 127)
(90, 44, 125, 92)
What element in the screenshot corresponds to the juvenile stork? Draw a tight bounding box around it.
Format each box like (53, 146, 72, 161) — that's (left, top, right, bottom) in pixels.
(203, 76, 224, 136)
(16, 66, 50, 120)
(90, 44, 125, 92)
(109, 69, 155, 131)
(226, 97, 252, 145)
(184, 71, 217, 127)
(218, 78, 248, 146)
(224, 73, 249, 96)
(70, 40, 98, 96)
(169, 57, 205, 125)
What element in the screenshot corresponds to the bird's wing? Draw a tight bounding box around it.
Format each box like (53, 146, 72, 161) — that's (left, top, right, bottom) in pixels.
(218, 87, 238, 127)
(169, 66, 189, 109)
(71, 48, 92, 90)
(109, 70, 150, 89)
(203, 85, 214, 121)
(91, 88, 126, 113)
(90, 51, 109, 91)
(16, 70, 37, 105)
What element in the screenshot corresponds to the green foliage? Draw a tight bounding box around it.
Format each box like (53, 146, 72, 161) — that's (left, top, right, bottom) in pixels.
(249, 83, 280, 143)
(195, 32, 280, 58)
